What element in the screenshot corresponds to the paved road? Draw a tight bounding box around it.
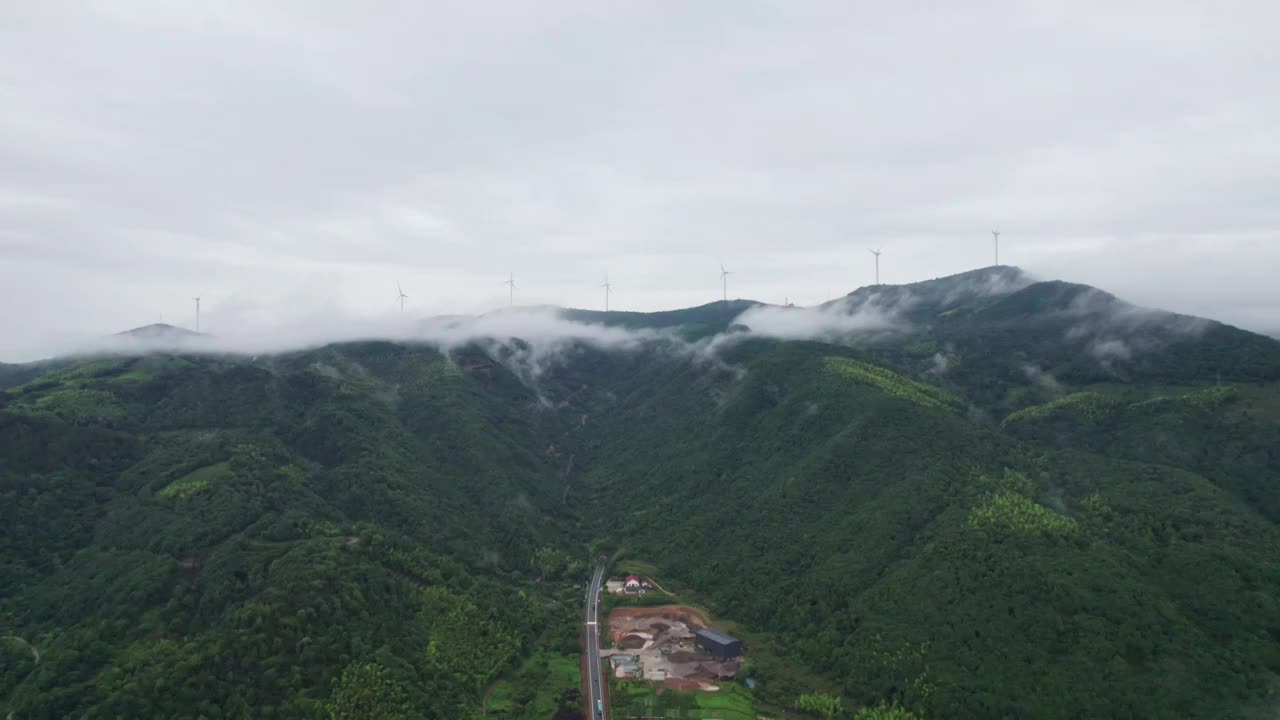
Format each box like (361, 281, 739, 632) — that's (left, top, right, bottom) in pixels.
(584, 555, 608, 720)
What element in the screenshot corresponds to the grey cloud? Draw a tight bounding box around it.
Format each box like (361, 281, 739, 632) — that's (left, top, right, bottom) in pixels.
(1022, 364, 1065, 395)
(728, 297, 901, 342)
(929, 353, 950, 377)
(1089, 339, 1133, 362)
(1062, 288, 1213, 366)
(38, 303, 699, 399)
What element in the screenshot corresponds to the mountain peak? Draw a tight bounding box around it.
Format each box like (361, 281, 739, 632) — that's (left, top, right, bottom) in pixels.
(114, 323, 203, 339)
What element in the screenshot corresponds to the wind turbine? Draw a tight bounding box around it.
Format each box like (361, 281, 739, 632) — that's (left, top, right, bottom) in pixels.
(992, 230, 1001, 266)
(601, 273, 613, 312)
(193, 297, 201, 332)
(503, 272, 515, 306)
(720, 264, 734, 303)
(869, 248, 882, 286)
(395, 282, 408, 315)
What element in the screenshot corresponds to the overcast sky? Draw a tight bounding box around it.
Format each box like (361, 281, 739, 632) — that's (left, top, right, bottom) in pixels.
(2, 1, 1278, 361)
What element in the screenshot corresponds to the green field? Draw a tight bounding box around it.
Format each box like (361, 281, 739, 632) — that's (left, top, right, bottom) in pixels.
(157, 461, 233, 499)
(615, 558, 660, 578)
(612, 681, 759, 720)
(483, 652, 581, 719)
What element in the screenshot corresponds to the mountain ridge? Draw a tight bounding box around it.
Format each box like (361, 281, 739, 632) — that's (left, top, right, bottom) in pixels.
(69, 266, 1280, 372)
(3, 269, 1279, 718)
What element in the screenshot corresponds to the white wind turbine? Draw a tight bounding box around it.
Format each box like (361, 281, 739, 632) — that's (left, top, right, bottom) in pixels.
(503, 272, 515, 306)
(601, 273, 613, 312)
(720, 264, 734, 303)
(869, 248, 882, 286)
(395, 282, 408, 315)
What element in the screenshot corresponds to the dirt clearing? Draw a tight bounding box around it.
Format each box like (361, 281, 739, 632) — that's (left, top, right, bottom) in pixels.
(603, 605, 741, 692)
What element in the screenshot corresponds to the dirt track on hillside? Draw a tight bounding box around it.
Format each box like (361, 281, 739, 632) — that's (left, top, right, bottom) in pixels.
(606, 604, 710, 632)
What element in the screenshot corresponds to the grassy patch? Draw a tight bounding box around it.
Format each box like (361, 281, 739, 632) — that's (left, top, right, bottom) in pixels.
(483, 652, 580, 719)
(1001, 391, 1120, 428)
(15, 388, 126, 424)
(615, 559, 659, 577)
(108, 368, 155, 383)
(158, 461, 232, 499)
(969, 490, 1078, 537)
(822, 356, 962, 412)
(485, 679, 514, 715)
(612, 681, 759, 720)
(1129, 385, 1240, 415)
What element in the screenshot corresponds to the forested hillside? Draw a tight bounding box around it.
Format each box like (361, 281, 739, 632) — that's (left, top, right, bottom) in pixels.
(0, 346, 588, 719)
(2, 268, 1279, 719)
(571, 341, 1280, 718)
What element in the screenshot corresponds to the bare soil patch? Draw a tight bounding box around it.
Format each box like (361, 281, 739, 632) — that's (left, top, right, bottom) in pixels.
(662, 677, 706, 692)
(606, 604, 711, 632)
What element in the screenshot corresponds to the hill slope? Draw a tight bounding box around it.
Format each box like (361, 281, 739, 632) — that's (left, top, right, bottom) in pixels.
(0, 346, 587, 719)
(566, 340, 1280, 718)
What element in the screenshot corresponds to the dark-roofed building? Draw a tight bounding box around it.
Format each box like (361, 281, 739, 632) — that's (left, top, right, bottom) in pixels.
(694, 628, 742, 660)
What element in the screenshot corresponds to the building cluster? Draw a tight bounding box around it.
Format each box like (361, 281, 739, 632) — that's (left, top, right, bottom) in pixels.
(606, 628, 743, 682)
(604, 575, 653, 596)
(693, 628, 742, 661)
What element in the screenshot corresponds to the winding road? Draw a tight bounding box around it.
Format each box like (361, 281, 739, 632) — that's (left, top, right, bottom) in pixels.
(584, 556, 608, 720)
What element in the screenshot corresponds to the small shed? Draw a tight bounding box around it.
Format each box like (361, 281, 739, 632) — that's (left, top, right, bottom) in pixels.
(694, 628, 742, 660)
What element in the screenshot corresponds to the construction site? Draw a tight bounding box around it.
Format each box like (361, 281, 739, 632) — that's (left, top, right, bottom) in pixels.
(603, 605, 744, 692)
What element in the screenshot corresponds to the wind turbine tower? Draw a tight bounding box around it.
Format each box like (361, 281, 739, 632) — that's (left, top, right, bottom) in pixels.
(503, 272, 515, 306)
(869, 248, 882, 286)
(720, 265, 733, 303)
(601, 274, 613, 312)
(396, 282, 408, 315)
(993, 230, 1001, 266)
(193, 297, 201, 332)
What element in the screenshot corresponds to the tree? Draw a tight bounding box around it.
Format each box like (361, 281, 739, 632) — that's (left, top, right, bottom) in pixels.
(531, 546, 569, 579)
(796, 692, 843, 719)
(852, 702, 921, 720)
(326, 662, 410, 720)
